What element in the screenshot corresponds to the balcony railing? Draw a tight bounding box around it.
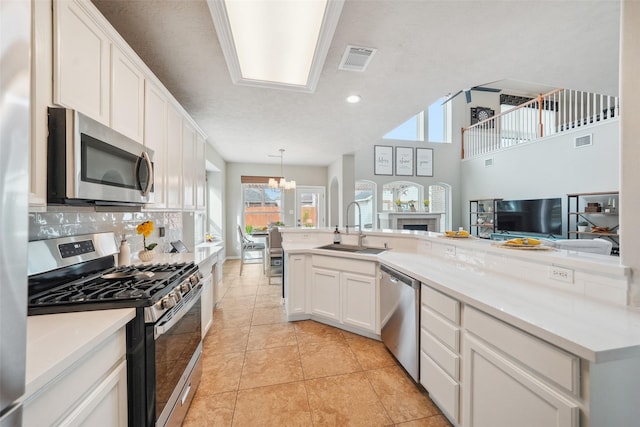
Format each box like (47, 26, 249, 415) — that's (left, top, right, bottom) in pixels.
(461, 89, 619, 159)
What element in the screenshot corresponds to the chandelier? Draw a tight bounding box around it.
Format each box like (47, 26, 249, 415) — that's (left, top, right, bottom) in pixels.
(268, 149, 296, 190)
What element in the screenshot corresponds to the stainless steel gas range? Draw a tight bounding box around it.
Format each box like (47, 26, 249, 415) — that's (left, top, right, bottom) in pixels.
(27, 232, 203, 427)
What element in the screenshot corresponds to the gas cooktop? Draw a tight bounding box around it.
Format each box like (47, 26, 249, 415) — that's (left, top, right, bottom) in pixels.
(28, 261, 196, 315)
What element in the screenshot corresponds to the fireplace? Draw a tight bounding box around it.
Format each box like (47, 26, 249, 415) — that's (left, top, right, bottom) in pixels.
(377, 212, 443, 232)
(403, 224, 428, 231)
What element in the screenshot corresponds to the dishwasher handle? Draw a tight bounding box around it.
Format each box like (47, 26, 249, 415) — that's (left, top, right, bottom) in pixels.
(380, 264, 420, 289)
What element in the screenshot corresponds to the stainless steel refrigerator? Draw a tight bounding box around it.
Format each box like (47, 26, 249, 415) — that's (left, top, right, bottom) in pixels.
(0, 0, 30, 425)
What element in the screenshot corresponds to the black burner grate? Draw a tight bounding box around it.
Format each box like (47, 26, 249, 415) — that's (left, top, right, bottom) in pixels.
(28, 261, 196, 312)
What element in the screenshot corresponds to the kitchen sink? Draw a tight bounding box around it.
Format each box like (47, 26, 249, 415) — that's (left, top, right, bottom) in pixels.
(315, 244, 387, 254)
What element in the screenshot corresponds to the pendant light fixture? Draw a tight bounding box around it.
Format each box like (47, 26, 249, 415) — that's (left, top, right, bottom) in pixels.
(268, 149, 296, 191)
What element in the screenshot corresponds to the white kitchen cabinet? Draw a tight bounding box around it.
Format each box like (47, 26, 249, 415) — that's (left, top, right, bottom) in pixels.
(285, 254, 308, 317)
(57, 360, 127, 427)
(201, 272, 214, 338)
(341, 272, 376, 331)
(462, 334, 579, 427)
(24, 326, 128, 427)
(110, 46, 145, 142)
(143, 82, 168, 208)
(182, 121, 197, 211)
(420, 283, 461, 425)
(308, 255, 378, 334)
(54, 0, 110, 125)
(310, 267, 341, 322)
(462, 306, 580, 427)
(30, 0, 53, 208)
(195, 134, 207, 210)
(166, 104, 183, 210)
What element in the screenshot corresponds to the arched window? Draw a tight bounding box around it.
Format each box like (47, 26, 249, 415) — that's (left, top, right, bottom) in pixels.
(382, 181, 424, 211)
(355, 180, 376, 229)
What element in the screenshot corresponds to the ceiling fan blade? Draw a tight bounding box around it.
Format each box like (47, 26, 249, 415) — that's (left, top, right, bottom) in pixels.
(471, 86, 502, 93)
(464, 89, 472, 103)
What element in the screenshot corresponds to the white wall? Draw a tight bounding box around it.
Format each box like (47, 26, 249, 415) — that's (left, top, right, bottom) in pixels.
(225, 162, 327, 257)
(353, 139, 462, 229)
(205, 144, 225, 244)
(460, 120, 619, 231)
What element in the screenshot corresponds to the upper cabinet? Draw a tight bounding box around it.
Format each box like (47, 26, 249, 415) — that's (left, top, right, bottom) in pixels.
(182, 121, 197, 211)
(40, 0, 209, 211)
(144, 82, 168, 209)
(30, 0, 54, 208)
(166, 105, 184, 210)
(54, 0, 110, 125)
(195, 134, 206, 210)
(111, 47, 145, 142)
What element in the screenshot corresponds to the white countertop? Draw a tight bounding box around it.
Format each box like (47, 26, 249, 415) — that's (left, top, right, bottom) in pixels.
(24, 308, 135, 400)
(129, 241, 224, 267)
(282, 239, 640, 363)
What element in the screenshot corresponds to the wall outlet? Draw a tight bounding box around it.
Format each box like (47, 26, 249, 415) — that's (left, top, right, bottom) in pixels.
(445, 245, 456, 256)
(549, 266, 574, 283)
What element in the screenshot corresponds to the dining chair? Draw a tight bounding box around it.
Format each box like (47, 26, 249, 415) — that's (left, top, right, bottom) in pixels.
(266, 227, 283, 285)
(237, 225, 265, 275)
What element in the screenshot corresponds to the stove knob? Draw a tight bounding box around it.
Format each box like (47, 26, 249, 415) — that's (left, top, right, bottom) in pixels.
(173, 288, 183, 302)
(161, 294, 177, 309)
(180, 280, 191, 293)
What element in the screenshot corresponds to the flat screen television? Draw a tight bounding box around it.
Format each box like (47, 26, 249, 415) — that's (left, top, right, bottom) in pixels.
(496, 198, 562, 236)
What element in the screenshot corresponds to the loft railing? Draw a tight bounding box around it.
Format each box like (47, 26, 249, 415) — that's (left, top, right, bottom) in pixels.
(461, 88, 619, 159)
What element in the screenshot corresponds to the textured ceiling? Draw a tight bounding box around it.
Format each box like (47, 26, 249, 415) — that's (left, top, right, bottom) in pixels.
(91, 0, 621, 166)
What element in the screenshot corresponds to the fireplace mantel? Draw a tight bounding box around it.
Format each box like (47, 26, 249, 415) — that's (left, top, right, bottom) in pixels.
(378, 212, 445, 232)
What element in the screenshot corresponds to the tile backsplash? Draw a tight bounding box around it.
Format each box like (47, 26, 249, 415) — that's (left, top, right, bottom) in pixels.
(29, 209, 183, 254)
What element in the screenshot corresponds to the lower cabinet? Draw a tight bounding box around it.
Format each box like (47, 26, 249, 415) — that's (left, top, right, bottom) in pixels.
(201, 272, 214, 338)
(285, 254, 308, 317)
(462, 334, 579, 427)
(58, 360, 127, 427)
(24, 327, 128, 426)
(420, 284, 461, 425)
(309, 255, 377, 334)
(286, 253, 377, 335)
(310, 267, 341, 321)
(341, 272, 376, 331)
(420, 285, 580, 427)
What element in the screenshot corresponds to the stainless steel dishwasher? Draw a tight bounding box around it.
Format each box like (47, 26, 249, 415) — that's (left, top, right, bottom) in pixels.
(380, 264, 420, 382)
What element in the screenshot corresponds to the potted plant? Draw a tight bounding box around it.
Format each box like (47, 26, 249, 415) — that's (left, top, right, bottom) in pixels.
(577, 221, 589, 232)
(395, 199, 402, 212)
(408, 200, 416, 212)
(136, 221, 158, 261)
(423, 199, 430, 212)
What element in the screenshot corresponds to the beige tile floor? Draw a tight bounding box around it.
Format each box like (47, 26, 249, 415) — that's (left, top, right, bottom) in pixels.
(183, 260, 452, 427)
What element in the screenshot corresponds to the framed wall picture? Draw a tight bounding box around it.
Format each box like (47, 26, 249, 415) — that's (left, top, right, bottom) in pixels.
(416, 148, 433, 177)
(395, 147, 414, 176)
(374, 145, 393, 175)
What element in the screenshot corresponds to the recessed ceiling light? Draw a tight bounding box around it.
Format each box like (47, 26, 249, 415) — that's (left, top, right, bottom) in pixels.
(346, 95, 362, 104)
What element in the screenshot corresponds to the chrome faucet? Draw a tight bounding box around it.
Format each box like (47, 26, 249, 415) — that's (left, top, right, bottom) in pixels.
(346, 201, 366, 247)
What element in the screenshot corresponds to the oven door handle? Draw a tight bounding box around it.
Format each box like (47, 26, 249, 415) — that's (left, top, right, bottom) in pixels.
(154, 285, 202, 340)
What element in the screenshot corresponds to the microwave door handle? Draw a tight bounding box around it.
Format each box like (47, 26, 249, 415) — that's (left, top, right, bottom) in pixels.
(139, 151, 154, 196)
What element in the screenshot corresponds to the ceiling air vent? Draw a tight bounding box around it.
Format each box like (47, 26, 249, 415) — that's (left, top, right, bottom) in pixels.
(574, 134, 593, 148)
(338, 45, 377, 72)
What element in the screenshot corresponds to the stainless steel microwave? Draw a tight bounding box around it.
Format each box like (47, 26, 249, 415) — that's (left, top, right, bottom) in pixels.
(47, 107, 154, 206)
